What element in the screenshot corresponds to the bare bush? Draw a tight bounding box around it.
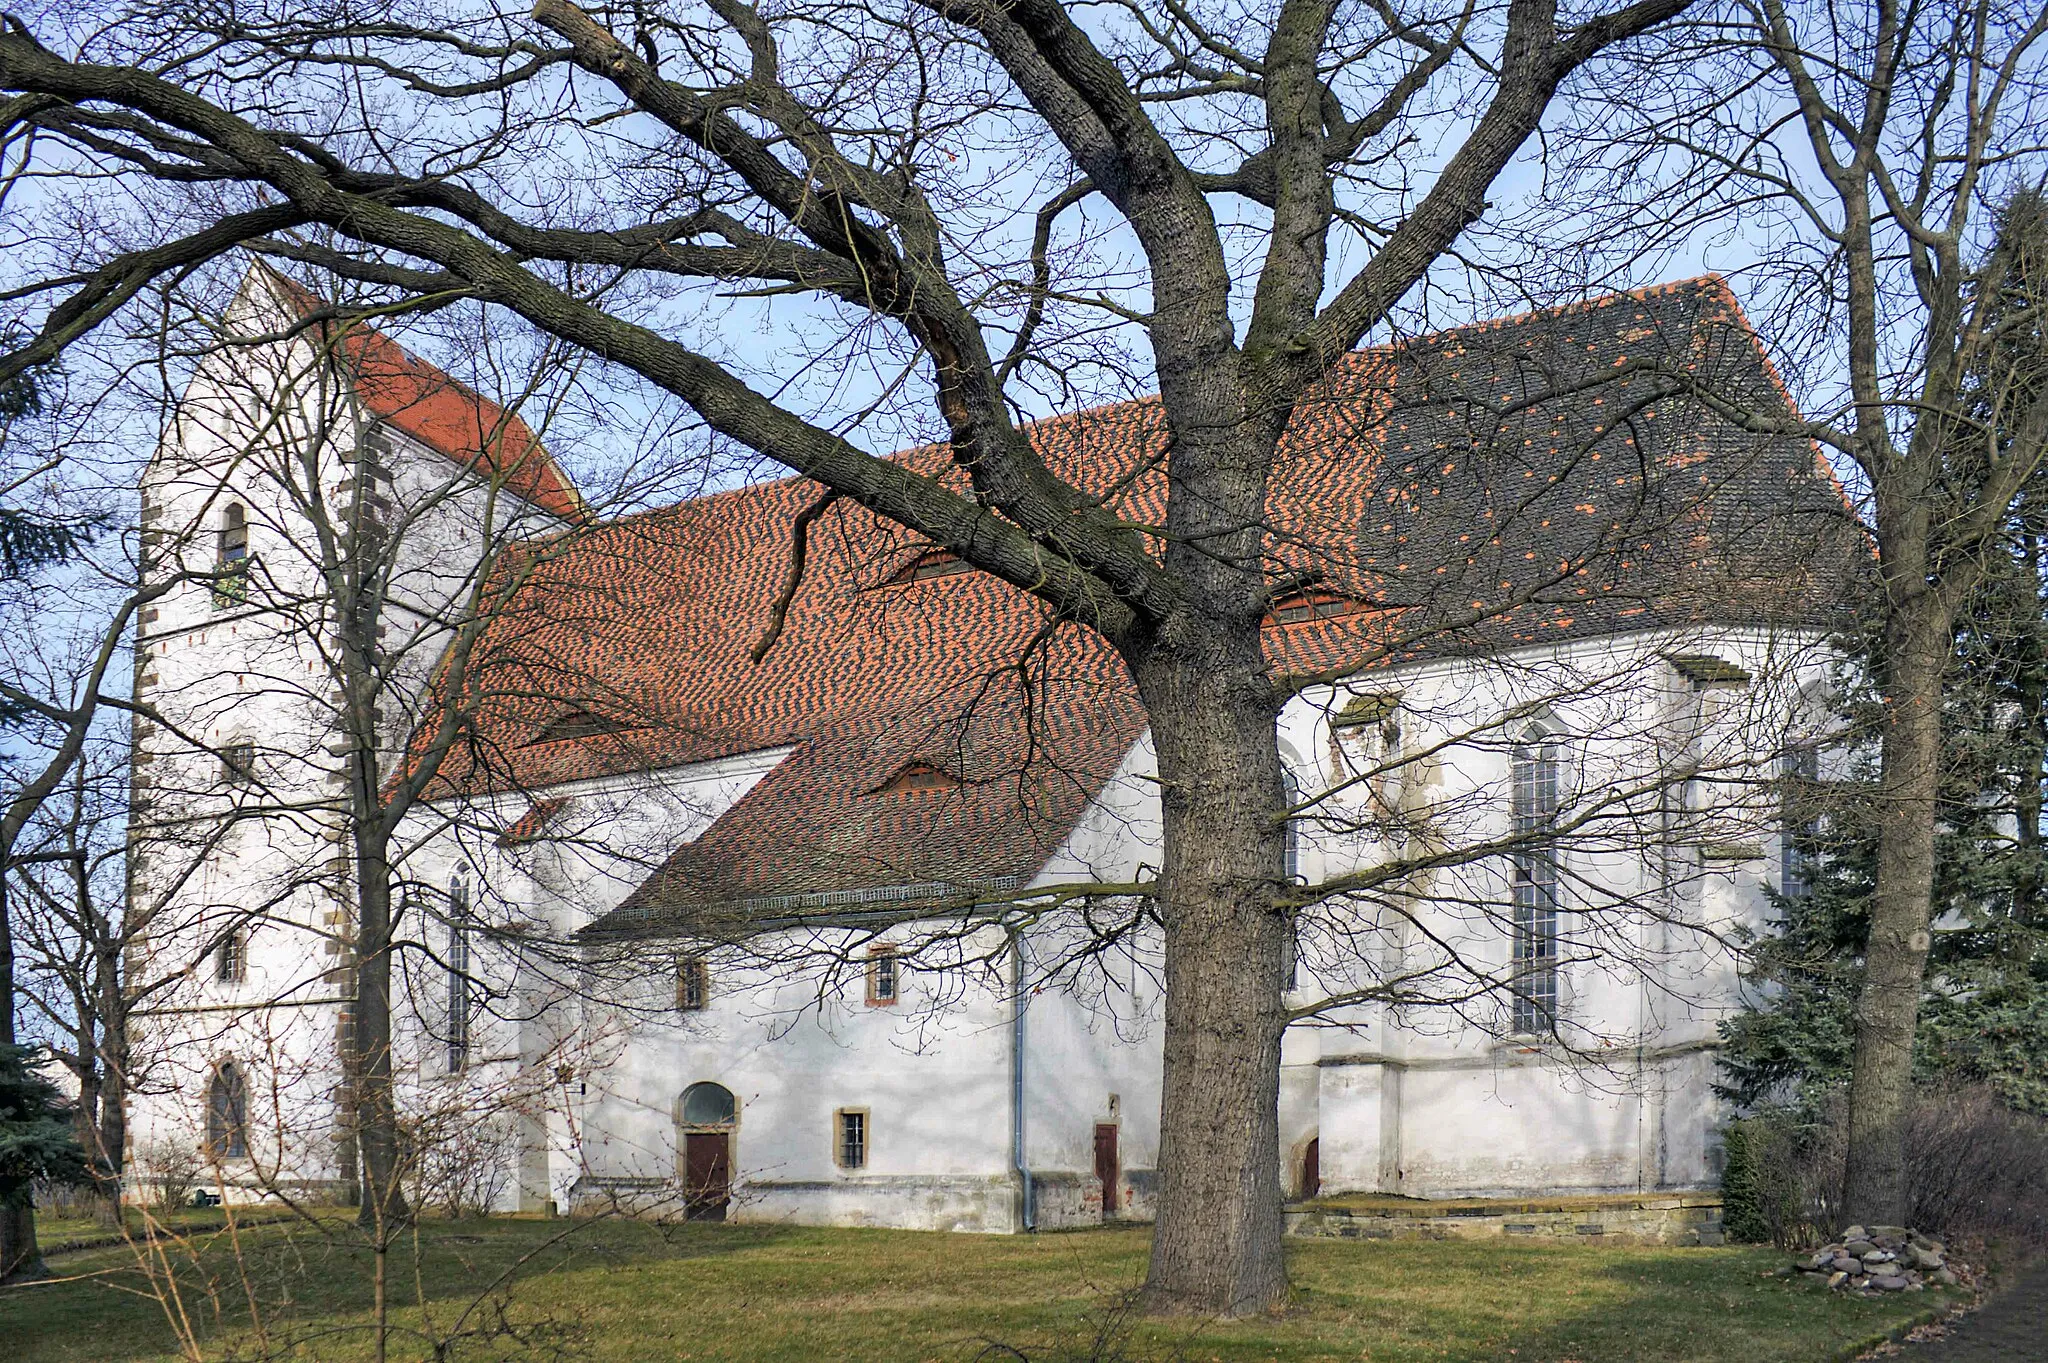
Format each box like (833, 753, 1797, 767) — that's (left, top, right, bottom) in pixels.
(138, 1138, 204, 1213)
(401, 1111, 516, 1220)
(1725, 1084, 2048, 1248)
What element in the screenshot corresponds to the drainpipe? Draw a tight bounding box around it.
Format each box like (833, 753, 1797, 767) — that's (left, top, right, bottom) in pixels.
(1011, 928, 1035, 1231)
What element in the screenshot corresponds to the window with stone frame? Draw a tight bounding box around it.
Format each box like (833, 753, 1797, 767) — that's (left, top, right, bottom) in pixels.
(1509, 726, 1562, 1035)
(835, 1108, 869, 1169)
(214, 929, 246, 984)
(678, 955, 709, 1012)
(214, 502, 249, 607)
(864, 947, 899, 1007)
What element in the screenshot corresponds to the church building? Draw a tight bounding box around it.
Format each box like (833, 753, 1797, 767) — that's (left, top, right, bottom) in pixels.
(123, 268, 1856, 1231)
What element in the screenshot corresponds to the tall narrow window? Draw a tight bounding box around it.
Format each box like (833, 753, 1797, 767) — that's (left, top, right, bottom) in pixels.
(865, 948, 899, 1007)
(1781, 744, 1821, 898)
(836, 1109, 868, 1169)
(1282, 771, 1302, 992)
(1509, 730, 1561, 1035)
(678, 956, 709, 1012)
(214, 503, 249, 607)
(214, 930, 245, 983)
(445, 877, 471, 1074)
(206, 1062, 249, 1159)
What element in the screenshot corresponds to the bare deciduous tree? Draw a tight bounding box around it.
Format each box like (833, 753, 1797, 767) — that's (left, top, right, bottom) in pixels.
(0, 0, 1753, 1311)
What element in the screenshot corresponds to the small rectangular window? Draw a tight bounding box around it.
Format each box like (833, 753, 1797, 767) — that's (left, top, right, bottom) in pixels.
(222, 741, 256, 789)
(836, 1109, 868, 1169)
(865, 948, 899, 1007)
(215, 931, 245, 983)
(678, 956, 709, 1012)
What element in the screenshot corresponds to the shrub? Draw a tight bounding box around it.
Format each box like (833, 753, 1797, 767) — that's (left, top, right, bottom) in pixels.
(1722, 1082, 2048, 1248)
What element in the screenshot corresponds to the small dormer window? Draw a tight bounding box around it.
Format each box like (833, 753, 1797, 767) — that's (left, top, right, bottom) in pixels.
(1267, 592, 1364, 626)
(870, 762, 959, 796)
(888, 549, 971, 584)
(525, 708, 633, 746)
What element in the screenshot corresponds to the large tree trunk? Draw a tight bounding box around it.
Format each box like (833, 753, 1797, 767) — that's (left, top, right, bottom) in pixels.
(1134, 612, 1291, 1315)
(1842, 596, 1949, 1227)
(351, 834, 409, 1233)
(94, 942, 129, 1229)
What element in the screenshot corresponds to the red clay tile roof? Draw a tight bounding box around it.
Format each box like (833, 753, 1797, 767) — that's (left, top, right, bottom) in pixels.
(261, 269, 585, 522)
(418, 277, 1859, 936)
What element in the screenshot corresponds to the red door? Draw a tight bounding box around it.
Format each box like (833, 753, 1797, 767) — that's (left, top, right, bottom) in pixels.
(1093, 1124, 1120, 1218)
(684, 1131, 731, 1222)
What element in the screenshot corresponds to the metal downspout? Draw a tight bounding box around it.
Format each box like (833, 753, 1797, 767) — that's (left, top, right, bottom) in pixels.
(1011, 929, 1035, 1231)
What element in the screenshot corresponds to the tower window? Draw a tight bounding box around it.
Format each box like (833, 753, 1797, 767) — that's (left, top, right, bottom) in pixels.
(835, 1109, 868, 1169)
(206, 1062, 249, 1160)
(222, 741, 256, 789)
(214, 503, 249, 607)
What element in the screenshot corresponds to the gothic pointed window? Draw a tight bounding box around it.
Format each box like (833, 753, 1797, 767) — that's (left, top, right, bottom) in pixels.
(206, 1061, 249, 1159)
(1509, 727, 1562, 1035)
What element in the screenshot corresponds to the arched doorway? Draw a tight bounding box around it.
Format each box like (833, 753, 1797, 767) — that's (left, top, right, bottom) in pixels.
(679, 1082, 737, 1221)
(1299, 1137, 1321, 1200)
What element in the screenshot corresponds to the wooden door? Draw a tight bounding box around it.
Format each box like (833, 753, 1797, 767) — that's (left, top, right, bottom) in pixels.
(1301, 1137, 1321, 1199)
(1093, 1124, 1120, 1218)
(684, 1131, 731, 1222)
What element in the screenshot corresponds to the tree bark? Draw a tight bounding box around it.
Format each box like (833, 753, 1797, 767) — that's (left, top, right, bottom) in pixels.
(1842, 595, 1949, 1227)
(351, 830, 409, 1232)
(1137, 644, 1291, 1315)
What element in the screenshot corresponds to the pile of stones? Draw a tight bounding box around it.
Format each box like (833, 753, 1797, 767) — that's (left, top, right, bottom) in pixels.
(1791, 1226, 1957, 1294)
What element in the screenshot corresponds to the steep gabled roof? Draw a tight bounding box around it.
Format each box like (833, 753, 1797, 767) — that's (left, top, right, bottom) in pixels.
(259, 269, 585, 521)
(419, 277, 1860, 937)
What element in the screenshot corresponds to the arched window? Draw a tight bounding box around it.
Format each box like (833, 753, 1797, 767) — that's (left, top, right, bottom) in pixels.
(214, 503, 249, 607)
(680, 1081, 737, 1128)
(206, 1062, 249, 1159)
(218, 503, 248, 564)
(445, 876, 471, 1074)
(1509, 727, 1562, 1034)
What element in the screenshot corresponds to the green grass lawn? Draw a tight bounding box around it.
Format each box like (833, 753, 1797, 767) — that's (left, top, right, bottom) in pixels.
(0, 1216, 1952, 1362)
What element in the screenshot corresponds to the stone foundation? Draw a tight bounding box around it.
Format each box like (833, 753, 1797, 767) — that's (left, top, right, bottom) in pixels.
(1285, 1193, 1725, 1246)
